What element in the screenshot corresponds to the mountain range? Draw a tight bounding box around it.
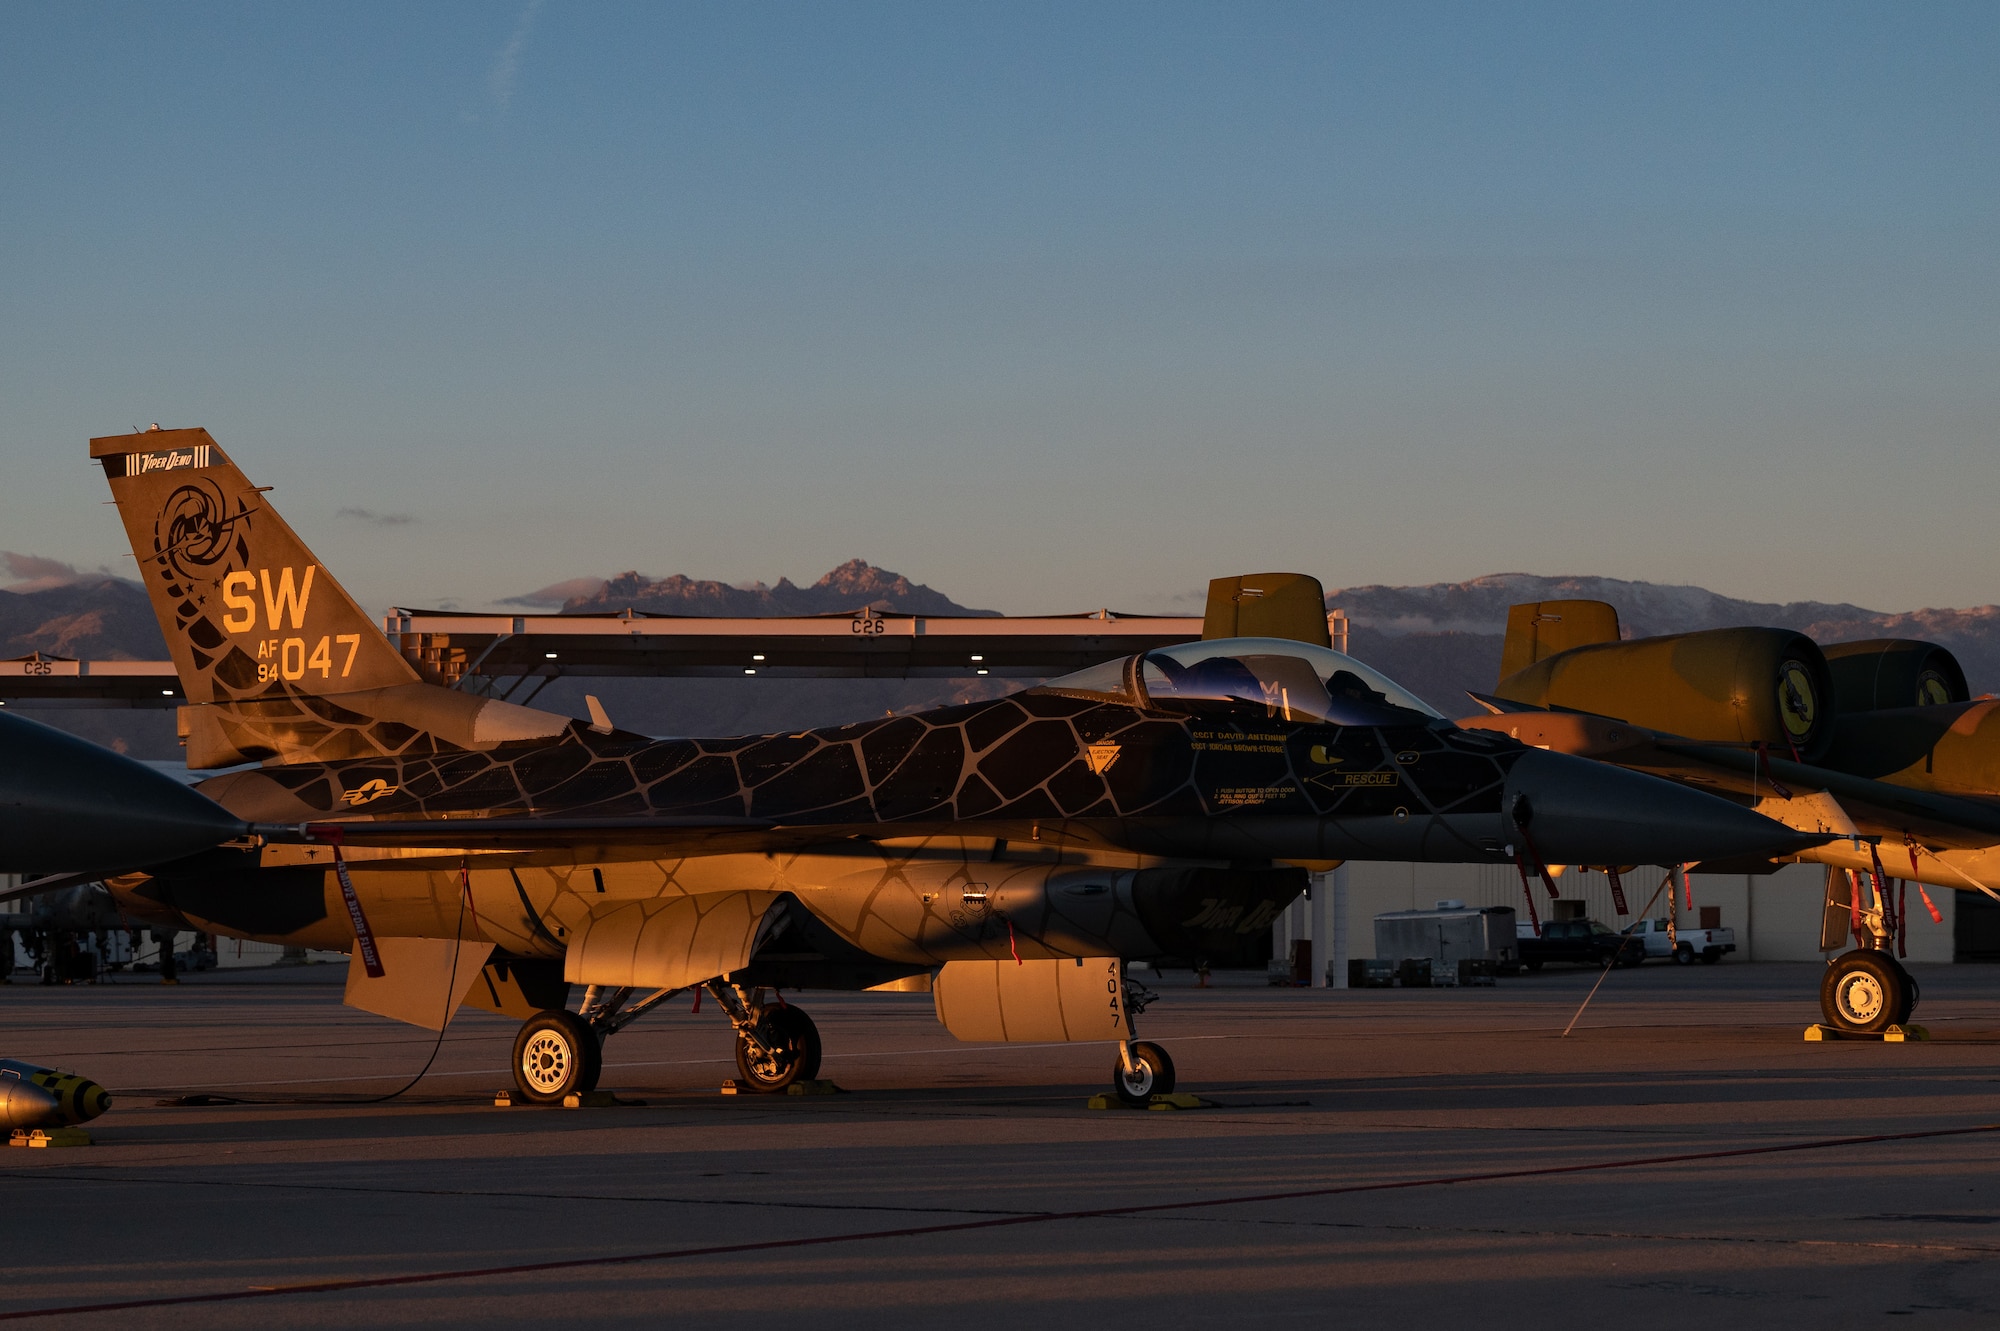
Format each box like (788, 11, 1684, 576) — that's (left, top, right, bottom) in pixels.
(4, 558, 1994, 759)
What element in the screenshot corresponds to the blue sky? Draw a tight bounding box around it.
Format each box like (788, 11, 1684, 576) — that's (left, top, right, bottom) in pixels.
(2, 2, 1995, 615)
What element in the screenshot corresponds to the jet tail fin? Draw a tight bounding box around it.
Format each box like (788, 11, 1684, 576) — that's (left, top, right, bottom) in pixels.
(1498, 600, 1621, 681)
(92, 428, 567, 767)
(1202, 573, 1331, 646)
(93, 428, 417, 701)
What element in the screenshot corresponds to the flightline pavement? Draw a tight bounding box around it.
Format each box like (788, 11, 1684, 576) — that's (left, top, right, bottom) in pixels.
(6, 962, 2000, 1328)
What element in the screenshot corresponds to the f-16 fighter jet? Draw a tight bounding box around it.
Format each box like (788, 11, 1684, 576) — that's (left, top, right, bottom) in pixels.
(1462, 599, 2000, 1036)
(53, 428, 1816, 1105)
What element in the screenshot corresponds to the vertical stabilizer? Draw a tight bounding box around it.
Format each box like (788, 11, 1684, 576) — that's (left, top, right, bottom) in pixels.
(1203, 573, 1332, 646)
(92, 428, 567, 767)
(1498, 600, 1622, 681)
(93, 428, 418, 702)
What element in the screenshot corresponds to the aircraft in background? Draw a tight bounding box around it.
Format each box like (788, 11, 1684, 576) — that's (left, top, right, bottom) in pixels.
(5, 427, 1818, 1107)
(1460, 598, 2000, 1035)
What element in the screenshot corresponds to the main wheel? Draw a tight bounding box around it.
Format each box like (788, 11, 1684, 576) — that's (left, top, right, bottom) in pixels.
(1820, 950, 1907, 1034)
(1111, 1041, 1176, 1108)
(512, 1009, 602, 1103)
(733, 1004, 821, 1092)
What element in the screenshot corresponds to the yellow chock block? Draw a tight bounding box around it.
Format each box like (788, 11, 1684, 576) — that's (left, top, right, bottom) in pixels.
(10, 1128, 91, 1148)
(1148, 1093, 1212, 1112)
(1086, 1092, 1215, 1111)
(561, 1090, 631, 1108)
(785, 1079, 843, 1096)
(492, 1090, 514, 1108)
(1805, 1023, 1931, 1043)
(719, 1079, 741, 1096)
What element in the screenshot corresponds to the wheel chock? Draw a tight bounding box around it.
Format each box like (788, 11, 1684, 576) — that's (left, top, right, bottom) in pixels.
(1148, 1093, 1214, 1111)
(9, 1128, 91, 1148)
(785, 1080, 844, 1096)
(562, 1090, 645, 1108)
(719, 1079, 742, 1095)
(1804, 1023, 1931, 1042)
(493, 1090, 514, 1107)
(1085, 1092, 1216, 1111)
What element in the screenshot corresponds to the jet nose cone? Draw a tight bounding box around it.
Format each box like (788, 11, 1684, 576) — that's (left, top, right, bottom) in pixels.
(1503, 749, 1821, 867)
(0, 712, 247, 876)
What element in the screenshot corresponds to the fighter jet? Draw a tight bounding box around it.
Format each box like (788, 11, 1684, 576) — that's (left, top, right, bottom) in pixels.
(1459, 598, 2000, 1035)
(46, 427, 1818, 1106)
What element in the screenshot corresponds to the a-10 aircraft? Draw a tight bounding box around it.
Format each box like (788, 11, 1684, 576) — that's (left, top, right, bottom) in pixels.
(1460, 599, 2000, 1035)
(2, 428, 1818, 1107)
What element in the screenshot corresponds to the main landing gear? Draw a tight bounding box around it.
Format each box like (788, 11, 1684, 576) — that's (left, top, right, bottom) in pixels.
(1820, 949, 1918, 1034)
(506, 978, 825, 1103)
(708, 982, 822, 1093)
(1110, 972, 1176, 1107)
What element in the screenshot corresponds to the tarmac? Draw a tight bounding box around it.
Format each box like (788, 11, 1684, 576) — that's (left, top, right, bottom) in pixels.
(6, 960, 2000, 1328)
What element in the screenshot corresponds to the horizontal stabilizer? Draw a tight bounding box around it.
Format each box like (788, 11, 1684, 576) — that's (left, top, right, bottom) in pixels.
(1465, 690, 1549, 716)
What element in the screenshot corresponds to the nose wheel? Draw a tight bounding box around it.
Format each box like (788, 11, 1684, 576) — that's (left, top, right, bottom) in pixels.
(1111, 1041, 1176, 1107)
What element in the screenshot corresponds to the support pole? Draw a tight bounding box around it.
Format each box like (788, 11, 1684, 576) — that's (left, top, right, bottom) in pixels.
(1330, 863, 1350, 989)
(1311, 871, 1332, 988)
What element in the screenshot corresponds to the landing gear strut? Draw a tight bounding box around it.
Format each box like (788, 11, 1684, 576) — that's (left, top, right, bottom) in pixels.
(709, 981, 821, 1092)
(1110, 969, 1176, 1107)
(505, 978, 826, 1102)
(1817, 864, 1919, 1034)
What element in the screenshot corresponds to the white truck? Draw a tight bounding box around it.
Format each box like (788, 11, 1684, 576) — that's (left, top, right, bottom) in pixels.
(1623, 917, 1736, 965)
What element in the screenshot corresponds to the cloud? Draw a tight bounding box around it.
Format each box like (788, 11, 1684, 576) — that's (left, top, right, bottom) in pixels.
(336, 507, 416, 528)
(499, 577, 608, 609)
(487, 0, 545, 112)
(2, 551, 127, 593)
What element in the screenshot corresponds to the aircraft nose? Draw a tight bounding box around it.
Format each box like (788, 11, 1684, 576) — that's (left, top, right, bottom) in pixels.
(1502, 748, 1820, 867)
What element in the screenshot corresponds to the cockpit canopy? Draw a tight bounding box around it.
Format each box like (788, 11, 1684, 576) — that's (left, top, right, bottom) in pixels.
(1030, 637, 1444, 727)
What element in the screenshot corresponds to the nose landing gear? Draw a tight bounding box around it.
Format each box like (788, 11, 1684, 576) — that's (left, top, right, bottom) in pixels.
(1112, 1041, 1176, 1107)
(1107, 969, 1176, 1106)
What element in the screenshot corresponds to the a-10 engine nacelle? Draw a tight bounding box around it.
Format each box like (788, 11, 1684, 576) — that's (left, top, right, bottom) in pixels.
(1492, 599, 1982, 786)
(1496, 622, 1838, 762)
(1822, 639, 1970, 713)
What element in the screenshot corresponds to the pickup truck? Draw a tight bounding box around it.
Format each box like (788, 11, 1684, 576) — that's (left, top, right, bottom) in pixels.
(1623, 917, 1736, 965)
(1517, 919, 1646, 970)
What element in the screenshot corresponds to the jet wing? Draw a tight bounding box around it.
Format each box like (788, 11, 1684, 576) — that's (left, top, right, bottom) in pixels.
(1456, 706, 2000, 849)
(261, 815, 785, 856)
(1646, 742, 2000, 849)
